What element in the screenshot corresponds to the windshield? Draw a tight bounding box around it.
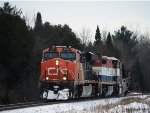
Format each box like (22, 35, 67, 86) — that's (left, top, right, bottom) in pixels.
(60, 52, 76, 60)
(43, 52, 59, 61)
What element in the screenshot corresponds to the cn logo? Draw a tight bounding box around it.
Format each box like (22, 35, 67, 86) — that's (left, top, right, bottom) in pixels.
(47, 67, 58, 76)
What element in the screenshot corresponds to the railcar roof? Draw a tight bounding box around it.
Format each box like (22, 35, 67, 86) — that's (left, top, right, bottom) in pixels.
(102, 56, 119, 61)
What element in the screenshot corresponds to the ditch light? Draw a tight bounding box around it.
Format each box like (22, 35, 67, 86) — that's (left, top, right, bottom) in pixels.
(63, 77, 67, 80)
(46, 77, 49, 80)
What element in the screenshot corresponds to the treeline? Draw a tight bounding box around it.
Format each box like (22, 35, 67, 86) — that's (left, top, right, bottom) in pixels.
(0, 2, 83, 104)
(0, 2, 150, 104)
(82, 26, 150, 93)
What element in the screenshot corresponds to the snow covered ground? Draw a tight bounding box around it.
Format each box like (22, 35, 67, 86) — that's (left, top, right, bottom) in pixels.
(1, 94, 150, 113)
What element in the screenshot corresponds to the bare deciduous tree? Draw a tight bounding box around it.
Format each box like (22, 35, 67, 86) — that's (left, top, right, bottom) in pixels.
(79, 27, 92, 46)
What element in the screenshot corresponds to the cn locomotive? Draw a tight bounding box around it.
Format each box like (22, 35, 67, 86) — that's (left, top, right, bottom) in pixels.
(38, 46, 129, 100)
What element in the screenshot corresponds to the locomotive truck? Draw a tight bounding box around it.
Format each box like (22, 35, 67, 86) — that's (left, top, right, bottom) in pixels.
(38, 46, 129, 100)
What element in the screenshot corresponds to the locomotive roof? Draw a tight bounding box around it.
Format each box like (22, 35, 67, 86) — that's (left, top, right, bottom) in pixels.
(42, 46, 119, 61)
(42, 46, 81, 53)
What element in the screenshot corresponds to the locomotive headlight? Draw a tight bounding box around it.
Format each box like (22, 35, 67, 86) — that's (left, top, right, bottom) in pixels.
(56, 60, 59, 65)
(46, 77, 49, 80)
(63, 77, 67, 80)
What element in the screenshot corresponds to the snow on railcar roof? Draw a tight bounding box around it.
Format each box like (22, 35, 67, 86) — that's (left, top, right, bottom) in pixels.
(88, 52, 95, 55)
(107, 57, 118, 60)
(102, 56, 119, 61)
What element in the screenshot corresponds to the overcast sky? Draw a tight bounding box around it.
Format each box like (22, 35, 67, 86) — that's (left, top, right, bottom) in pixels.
(1, 1, 150, 40)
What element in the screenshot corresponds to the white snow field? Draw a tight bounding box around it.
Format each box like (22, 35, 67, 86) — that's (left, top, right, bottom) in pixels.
(1, 94, 150, 113)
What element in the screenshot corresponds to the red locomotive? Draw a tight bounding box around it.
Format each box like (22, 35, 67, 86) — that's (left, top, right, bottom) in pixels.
(38, 46, 129, 100)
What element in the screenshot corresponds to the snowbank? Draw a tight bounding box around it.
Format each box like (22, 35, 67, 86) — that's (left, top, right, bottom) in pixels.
(1, 95, 150, 113)
(107, 102, 149, 113)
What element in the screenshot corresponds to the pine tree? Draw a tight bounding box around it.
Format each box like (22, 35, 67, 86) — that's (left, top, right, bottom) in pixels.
(106, 32, 113, 47)
(34, 12, 42, 33)
(0, 2, 22, 16)
(94, 25, 101, 45)
(0, 2, 35, 104)
(113, 26, 137, 49)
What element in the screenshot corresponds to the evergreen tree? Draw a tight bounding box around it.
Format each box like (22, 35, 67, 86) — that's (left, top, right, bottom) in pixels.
(0, 2, 35, 104)
(94, 25, 101, 45)
(106, 32, 113, 47)
(0, 2, 22, 16)
(34, 12, 42, 33)
(112, 25, 138, 59)
(112, 26, 138, 91)
(113, 26, 137, 50)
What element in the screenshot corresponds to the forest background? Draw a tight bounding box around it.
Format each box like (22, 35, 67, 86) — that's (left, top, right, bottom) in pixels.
(0, 2, 150, 104)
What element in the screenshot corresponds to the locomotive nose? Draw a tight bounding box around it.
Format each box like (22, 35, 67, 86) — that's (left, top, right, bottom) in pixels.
(41, 58, 75, 81)
(46, 58, 69, 80)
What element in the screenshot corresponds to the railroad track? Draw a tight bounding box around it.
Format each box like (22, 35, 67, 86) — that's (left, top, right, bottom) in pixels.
(0, 101, 45, 111)
(0, 93, 146, 112)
